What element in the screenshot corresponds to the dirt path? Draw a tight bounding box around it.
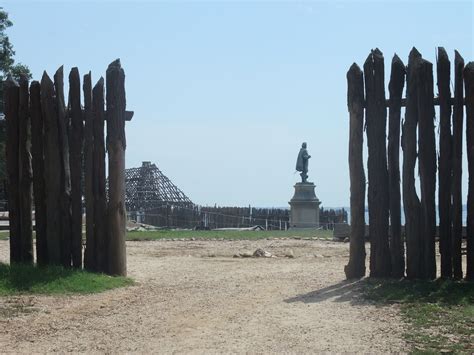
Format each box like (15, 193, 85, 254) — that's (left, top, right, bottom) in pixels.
(0, 239, 406, 353)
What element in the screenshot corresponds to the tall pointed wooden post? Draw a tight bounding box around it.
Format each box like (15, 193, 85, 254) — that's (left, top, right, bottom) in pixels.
(437, 47, 453, 278)
(41, 72, 62, 264)
(418, 59, 437, 279)
(93, 78, 107, 272)
(30, 80, 48, 265)
(465, 61, 474, 281)
(54, 67, 72, 268)
(452, 51, 465, 279)
(364, 48, 391, 277)
(83, 72, 95, 271)
(106, 59, 127, 276)
(4, 77, 21, 263)
(69, 68, 84, 268)
(345, 63, 366, 279)
(18, 75, 33, 263)
(402, 48, 423, 279)
(388, 54, 405, 278)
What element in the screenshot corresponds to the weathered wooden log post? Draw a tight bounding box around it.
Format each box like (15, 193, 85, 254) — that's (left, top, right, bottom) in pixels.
(437, 47, 453, 278)
(452, 51, 465, 279)
(41, 72, 62, 264)
(4, 77, 21, 263)
(68, 68, 84, 268)
(83, 72, 95, 271)
(402, 48, 423, 279)
(465, 61, 474, 281)
(344, 63, 366, 279)
(54, 67, 72, 267)
(418, 59, 437, 280)
(388, 54, 405, 278)
(93, 77, 107, 272)
(364, 49, 391, 277)
(18, 75, 33, 263)
(106, 59, 127, 276)
(30, 80, 48, 265)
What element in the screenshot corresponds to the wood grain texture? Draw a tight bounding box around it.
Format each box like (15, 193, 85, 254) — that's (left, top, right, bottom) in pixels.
(68, 68, 84, 268)
(388, 54, 405, 278)
(106, 59, 127, 276)
(345, 63, 366, 279)
(364, 49, 391, 277)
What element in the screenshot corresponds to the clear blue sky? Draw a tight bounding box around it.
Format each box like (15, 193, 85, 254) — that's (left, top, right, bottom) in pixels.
(4, 0, 474, 207)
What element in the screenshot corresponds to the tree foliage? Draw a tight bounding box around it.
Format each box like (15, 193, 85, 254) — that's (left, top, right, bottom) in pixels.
(0, 8, 32, 99)
(0, 7, 31, 196)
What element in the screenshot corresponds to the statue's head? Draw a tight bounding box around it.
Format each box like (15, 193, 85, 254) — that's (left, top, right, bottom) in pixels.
(302, 142, 307, 148)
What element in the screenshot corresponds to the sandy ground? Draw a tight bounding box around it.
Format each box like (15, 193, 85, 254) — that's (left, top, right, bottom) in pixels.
(0, 239, 406, 353)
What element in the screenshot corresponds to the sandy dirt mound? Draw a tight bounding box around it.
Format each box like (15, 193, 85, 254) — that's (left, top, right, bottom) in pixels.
(0, 239, 406, 353)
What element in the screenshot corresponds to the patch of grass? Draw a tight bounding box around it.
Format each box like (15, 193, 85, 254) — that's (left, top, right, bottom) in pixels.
(364, 279, 474, 354)
(126, 228, 333, 241)
(0, 263, 133, 296)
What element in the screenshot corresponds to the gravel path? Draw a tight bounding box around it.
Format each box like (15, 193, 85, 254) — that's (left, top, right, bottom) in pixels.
(0, 239, 406, 353)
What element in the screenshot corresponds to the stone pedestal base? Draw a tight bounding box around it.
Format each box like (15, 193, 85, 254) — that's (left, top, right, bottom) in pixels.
(289, 182, 321, 228)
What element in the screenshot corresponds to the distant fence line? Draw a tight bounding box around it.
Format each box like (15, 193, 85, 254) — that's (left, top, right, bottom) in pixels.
(127, 205, 347, 230)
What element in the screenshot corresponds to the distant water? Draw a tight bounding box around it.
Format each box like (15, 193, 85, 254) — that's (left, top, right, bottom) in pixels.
(345, 205, 468, 226)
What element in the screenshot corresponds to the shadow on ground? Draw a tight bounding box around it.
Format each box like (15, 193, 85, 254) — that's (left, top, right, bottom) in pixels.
(286, 277, 474, 306)
(284, 279, 367, 304)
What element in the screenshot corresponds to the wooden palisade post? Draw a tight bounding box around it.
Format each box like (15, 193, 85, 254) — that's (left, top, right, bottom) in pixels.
(437, 47, 452, 278)
(452, 51, 465, 279)
(106, 59, 127, 276)
(344, 63, 366, 279)
(54, 67, 72, 267)
(69, 68, 84, 268)
(4, 77, 21, 263)
(41, 72, 62, 264)
(83, 72, 95, 271)
(92, 77, 107, 272)
(465, 61, 474, 281)
(18, 75, 33, 263)
(30, 80, 48, 265)
(364, 48, 391, 277)
(387, 54, 405, 278)
(402, 48, 423, 279)
(418, 59, 437, 279)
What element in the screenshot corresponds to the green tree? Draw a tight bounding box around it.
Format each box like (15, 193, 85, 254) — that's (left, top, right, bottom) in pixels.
(0, 7, 31, 197)
(0, 8, 32, 109)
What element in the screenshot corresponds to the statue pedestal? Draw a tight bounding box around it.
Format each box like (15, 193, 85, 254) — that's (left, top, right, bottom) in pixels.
(289, 182, 321, 229)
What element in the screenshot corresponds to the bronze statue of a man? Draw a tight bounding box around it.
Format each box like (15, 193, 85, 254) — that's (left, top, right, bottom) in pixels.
(296, 142, 311, 183)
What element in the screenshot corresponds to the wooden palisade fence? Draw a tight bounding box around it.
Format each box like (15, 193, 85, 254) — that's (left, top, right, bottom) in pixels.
(346, 47, 474, 280)
(130, 205, 347, 230)
(4, 59, 131, 276)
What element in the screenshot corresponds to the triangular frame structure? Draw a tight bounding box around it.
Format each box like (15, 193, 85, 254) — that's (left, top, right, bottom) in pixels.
(124, 161, 193, 212)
